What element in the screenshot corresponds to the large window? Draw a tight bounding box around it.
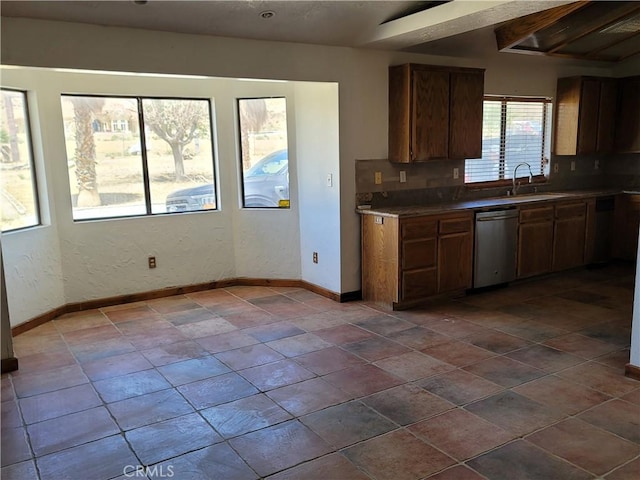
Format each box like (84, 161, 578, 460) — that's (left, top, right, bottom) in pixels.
(1, 89, 40, 232)
(465, 97, 552, 184)
(237, 97, 289, 208)
(61, 95, 216, 220)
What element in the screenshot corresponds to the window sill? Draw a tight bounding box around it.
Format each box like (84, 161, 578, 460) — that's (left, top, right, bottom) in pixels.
(464, 175, 549, 191)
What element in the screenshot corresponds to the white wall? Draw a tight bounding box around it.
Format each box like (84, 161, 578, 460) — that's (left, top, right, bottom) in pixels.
(294, 82, 341, 292)
(3, 17, 638, 326)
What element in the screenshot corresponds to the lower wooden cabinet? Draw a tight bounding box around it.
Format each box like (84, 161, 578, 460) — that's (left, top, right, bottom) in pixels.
(362, 196, 610, 309)
(517, 206, 554, 278)
(553, 202, 587, 271)
(438, 219, 473, 292)
(613, 193, 640, 261)
(361, 211, 473, 309)
(517, 201, 588, 278)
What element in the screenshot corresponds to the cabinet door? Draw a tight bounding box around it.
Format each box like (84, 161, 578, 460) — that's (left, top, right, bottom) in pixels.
(449, 71, 484, 159)
(402, 268, 438, 300)
(577, 78, 600, 155)
(438, 232, 472, 292)
(412, 69, 449, 161)
(361, 215, 399, 305)
(596, 79, 618, 153)
(517, 220, 553, 278)
(615, 76, 640, 153)
(553, 216, 586, 271)
(613, 194, 640, 261)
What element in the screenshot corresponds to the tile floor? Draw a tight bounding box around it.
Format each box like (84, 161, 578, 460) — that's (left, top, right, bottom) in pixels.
(2, 264, 639, 480)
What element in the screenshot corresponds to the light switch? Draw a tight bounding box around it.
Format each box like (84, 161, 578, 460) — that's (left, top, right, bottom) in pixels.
(374, 172, 383, 185)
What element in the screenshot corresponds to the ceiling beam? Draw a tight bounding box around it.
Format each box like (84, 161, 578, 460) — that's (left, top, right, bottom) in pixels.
(358, 0, 576, 50)
(494, 2, 590, 51)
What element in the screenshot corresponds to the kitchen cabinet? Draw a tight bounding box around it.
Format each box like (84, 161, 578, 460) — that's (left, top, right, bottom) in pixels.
(401, 217, 438, 301)
(615, 76, 640, 153)
(517, 206, 554, 278)
(389, 63, 484, 163)
(553, 76, 618, 155)
(613, 193, 640, 261)
(361, 211, 473, 309)
(552, 202, 587, 271)
(438, 216, 473, 292)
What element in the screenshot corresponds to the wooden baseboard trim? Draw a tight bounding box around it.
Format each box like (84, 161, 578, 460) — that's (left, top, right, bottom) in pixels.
(11, 305, 68, 336)
(625, 363, 640, 381)
(11, 277, 345, 336)
(1, 357, 19, 373)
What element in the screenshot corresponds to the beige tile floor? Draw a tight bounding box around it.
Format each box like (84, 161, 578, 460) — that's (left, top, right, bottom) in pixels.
(1, 263, 639, 480)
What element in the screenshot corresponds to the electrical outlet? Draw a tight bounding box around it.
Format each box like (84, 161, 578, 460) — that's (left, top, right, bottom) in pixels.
(570, 160, 576, 171)
(374, 171, 382, 185)
(453, 167, 459, 180)
(553, 163, 559, 173)
(594, 159, 600, 170)
(326, 173, 333, 187)
(312, 252, 318, 264)
(148, 256, 156, 269)
(399, 171, 407, 183)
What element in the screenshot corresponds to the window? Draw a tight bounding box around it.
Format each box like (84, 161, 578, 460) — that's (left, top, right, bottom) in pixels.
(465, 97, 552, 184)
(61, 95, 216, 220)
(1, 89, 40, 232)
(237, 97, 289, 208)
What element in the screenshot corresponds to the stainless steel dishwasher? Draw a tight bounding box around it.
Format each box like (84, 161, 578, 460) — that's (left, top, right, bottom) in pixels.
(474, 208, 519, 288)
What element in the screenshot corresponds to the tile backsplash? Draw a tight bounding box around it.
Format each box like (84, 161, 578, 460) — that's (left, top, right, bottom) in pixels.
(355, 153, 639, 208)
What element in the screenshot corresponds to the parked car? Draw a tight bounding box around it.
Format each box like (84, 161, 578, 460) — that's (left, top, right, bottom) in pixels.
(128, 142, 152, 155)
(165, 149, 288, 213)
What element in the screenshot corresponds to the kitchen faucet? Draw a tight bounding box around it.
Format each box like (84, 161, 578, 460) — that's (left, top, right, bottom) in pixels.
(512, 162, 533, 196)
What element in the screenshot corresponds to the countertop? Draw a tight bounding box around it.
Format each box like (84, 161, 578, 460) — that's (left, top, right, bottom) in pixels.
(357, 189, 624, 218)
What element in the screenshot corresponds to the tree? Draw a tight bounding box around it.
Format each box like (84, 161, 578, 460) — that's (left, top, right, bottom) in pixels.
(2, 92, 20, 164)
(142, 99, 207, 180)
(71, 97, 104, 207)
(239, 99, 267, 171)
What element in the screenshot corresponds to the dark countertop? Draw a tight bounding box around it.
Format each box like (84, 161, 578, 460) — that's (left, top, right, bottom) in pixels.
(357, 189, 623, 218)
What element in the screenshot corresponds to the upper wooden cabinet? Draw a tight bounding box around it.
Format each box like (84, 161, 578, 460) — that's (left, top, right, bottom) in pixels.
(553, 76, 618, 155)
(615, 76, 640, 153)
(389, 64, 484, 163)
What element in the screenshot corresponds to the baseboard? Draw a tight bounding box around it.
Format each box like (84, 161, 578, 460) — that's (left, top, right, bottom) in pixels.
(11, 277, 348, 336)
(625, 363, 640, 381)
(11, 305, 68, 336)
(1, 357, 19, 373)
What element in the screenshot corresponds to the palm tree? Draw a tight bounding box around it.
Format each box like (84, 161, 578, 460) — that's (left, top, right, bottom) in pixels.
(71, 97, 103, 207)
(239, 99, 267, 171)
(2, 92, 21, 164)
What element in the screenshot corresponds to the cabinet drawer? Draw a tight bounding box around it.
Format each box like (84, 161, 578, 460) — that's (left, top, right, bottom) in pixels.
(439, 217, 472, 234)
(520, 206, 554, 223)
(556, 203, 586, 219)
(401, 219, 437, 240)
(402, 268, 437, 300)
(402, 238, 437, 270)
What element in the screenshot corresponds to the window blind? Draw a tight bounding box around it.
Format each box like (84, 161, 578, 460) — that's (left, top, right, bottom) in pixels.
(465, 97, 552, 184)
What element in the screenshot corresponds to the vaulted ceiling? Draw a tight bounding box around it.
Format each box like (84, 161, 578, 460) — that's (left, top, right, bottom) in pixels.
(1, 1, 637, 63)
